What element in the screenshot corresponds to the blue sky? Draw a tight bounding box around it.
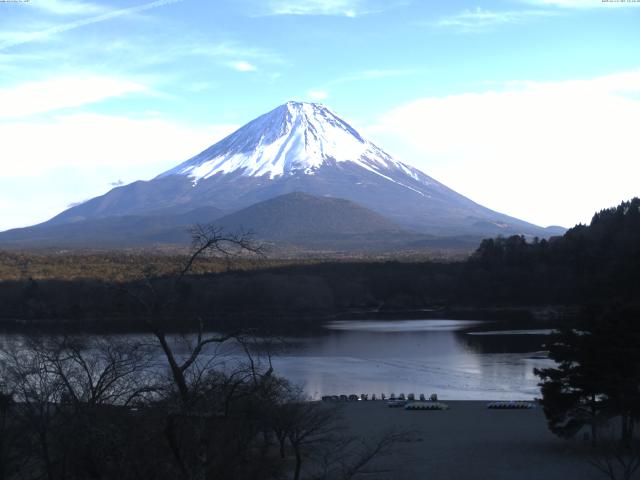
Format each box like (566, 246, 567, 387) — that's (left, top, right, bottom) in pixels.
(0, 0, 639, 231)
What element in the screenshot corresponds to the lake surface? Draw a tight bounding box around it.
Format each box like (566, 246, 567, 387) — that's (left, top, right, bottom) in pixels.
(269, 319, 554, 400)
(0, 319, 555, 401)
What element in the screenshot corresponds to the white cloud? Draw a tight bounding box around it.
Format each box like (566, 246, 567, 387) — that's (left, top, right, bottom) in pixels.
(0, 75, 147, 118)
(266, 0, 361, 16)
(521, 0, 636, 7)
(366, 70, 640, 228)
(0, 0, 184, 50)
(31, 0, 107, 16)
(525, 0, 595, 5)
(229, 60, 257, 72)
(0, 114, 237, 230)
(185, 81, 219, 92)
(308, 89, 329, 100)
(331, 68, 417, 84)
(434, 7, 558, 33)
(262, 0, 403, 17)
(0, 114, 237, 175)
(358, 69, 414, 79)
(183, 42, 283, 64)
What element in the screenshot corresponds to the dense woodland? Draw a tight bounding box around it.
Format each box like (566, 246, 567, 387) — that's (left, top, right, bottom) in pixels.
(0, 198, 638, 331)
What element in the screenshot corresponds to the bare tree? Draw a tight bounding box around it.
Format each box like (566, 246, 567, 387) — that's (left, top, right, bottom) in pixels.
(3, 341, 65, 480)
(590, 432, 640, 480)
(178, 224, 260, 279)
(269, 392, 412, 480)
(312, 429, 413, 480)
(123, 224, 262, 407)
(283, 401, 345, 480)
(118, 224, 270, 479)
(0, 371, 26, 480)
(0, 390, 11, 480)
(42, 337, 157, 408)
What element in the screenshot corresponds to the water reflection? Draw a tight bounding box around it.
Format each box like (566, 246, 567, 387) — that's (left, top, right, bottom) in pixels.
(272, 319, 553, 400)
(0, 320, 554, 401)
(459, 330, 549, 355)
(326, 319, 482, 332)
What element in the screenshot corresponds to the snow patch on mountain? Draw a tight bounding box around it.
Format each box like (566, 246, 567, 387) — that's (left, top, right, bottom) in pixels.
(158, 102, 428, 191)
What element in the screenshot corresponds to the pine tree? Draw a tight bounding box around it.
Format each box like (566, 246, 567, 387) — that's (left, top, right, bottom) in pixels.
(536, 306, 640, 446)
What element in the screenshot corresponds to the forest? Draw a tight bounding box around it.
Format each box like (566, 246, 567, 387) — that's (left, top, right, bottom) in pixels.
(0, 198, 638, 332)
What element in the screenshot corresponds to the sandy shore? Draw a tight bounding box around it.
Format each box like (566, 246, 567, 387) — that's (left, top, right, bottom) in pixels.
(338, 401, 601, 480)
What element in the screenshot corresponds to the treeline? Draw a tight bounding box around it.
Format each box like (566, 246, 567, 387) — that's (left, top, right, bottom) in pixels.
(470, 197, 640, 306)
(0, 262, 465, 331)
(1, 198, 638, 330)
(0, 250, 315, 282)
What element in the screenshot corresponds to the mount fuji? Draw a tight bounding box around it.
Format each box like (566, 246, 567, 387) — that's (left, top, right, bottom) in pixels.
(0, 101, 562, 250)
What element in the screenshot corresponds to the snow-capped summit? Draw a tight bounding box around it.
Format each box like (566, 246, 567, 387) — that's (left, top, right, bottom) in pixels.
(159, 101, 421, 184)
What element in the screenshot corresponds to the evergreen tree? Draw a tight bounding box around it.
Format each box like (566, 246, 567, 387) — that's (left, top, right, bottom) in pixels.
(593, 307, 640, 447)
(535, 326, 609, 445)
(536, 306, 640, 446)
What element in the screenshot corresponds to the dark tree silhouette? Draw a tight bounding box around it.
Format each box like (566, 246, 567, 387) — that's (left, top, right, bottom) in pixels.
(535, 326, 609, 445)
(536, 305, 640, 447)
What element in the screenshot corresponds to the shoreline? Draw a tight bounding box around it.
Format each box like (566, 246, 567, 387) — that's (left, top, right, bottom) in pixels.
(0, 305, 570, 334)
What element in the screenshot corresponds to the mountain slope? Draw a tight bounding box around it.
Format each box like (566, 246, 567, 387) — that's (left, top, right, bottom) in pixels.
(0, 101, 562, 249)
(214, 192, 403, 240)
(0, 206, 224, 248)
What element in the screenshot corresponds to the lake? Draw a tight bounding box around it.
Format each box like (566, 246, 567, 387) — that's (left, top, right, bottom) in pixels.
(0, 319, 555, 401)
(270, 319, 554, 400)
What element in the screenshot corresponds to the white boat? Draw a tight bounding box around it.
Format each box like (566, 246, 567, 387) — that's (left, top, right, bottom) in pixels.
(386, 399, 405, 408)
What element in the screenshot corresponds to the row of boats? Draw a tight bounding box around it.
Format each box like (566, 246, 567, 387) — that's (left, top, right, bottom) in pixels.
(486, 401, 536, 409)
(321, 393, 438, 402)
(321, 395, 536, 410)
